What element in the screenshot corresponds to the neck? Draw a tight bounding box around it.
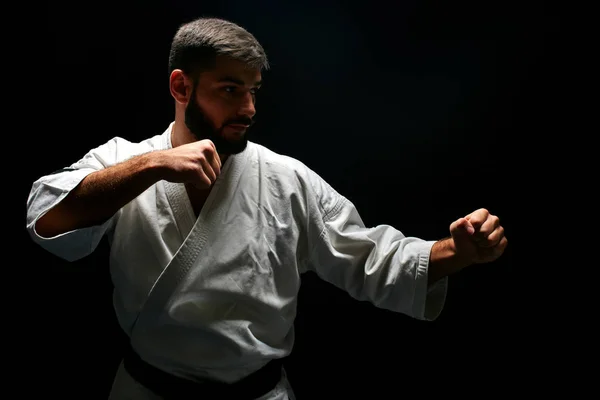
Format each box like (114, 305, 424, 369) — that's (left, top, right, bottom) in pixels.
(171, 114, 194, 148)
(170, 119, 229, 165)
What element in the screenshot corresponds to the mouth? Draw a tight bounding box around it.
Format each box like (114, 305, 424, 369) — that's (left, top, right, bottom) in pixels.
(224, 124, 249, 133)
(222, 124, 248, 136)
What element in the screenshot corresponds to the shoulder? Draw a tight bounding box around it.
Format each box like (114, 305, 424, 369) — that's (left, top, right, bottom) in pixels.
(247, 141, 316, 180)
(98, 132, 167, 157)
(247, 142, 345, 213)
(73, 130, 169, 168)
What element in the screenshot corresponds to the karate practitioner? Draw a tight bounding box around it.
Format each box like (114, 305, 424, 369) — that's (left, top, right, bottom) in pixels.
(26, 17, 508, 400)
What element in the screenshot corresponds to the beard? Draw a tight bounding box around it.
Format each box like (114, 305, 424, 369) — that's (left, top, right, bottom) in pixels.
(184, 90, 254, 155)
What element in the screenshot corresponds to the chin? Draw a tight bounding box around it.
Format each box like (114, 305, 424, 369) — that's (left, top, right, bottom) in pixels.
(224, 131, 246, 140)
(224, 135, 247, 145)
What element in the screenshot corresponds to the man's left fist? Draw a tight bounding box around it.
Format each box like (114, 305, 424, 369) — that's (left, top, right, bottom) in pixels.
(449, 208, 508, 264)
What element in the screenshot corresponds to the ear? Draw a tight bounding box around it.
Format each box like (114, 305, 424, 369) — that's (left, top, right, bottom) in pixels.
(169, 69, 193, 104)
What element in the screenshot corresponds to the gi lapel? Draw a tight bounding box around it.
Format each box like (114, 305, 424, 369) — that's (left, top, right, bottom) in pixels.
(129, 144, 251, 340)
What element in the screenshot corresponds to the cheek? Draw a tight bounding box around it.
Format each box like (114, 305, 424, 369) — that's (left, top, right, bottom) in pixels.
(198, 98, 229, 127)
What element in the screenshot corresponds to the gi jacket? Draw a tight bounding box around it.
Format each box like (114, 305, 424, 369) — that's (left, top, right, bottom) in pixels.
(26, 122, 447, 383)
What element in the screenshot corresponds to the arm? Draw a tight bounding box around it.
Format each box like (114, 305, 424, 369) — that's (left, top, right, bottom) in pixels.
(296, 162, 449, 321)
(428, 237, 470, 285)
(34, 137, 222, 238)
(25, 136, 163, 261)
(304, 198, 448, 321)
(428, 209, 508, 284)
(300, 164, 506, 321)
(26, 136, 221, 261)
(35, 152, 163, 238)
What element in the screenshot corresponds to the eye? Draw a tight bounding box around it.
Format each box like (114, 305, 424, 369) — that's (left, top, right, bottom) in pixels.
(223, 86, 237, 93)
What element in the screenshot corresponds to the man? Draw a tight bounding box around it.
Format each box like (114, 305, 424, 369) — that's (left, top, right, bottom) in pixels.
(26, 17, 507, 400)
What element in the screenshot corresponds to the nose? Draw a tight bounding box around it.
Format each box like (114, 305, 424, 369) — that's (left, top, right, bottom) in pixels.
(238, 91, 256, 119)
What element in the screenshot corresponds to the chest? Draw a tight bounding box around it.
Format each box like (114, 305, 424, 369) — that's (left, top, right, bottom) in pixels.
(185, 184, 212, 218)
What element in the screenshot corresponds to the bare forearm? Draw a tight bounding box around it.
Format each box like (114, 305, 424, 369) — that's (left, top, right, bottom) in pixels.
(427, 237, 471, 284)
(35, 152, 164, 237)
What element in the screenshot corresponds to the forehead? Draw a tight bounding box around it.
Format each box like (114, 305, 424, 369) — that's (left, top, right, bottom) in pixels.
(199, 55, 262, 86)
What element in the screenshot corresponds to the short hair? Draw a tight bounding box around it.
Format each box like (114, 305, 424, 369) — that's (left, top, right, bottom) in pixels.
(168, 17, 269, 79)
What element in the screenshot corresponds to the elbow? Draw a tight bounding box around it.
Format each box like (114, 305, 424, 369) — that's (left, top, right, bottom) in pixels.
(33, 213, 61, 239)
(31, 199, 77, 239)
(26, 217, 94, 263)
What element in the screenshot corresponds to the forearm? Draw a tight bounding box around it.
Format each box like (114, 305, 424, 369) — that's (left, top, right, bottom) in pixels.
(35, 151, 165, 238)
(427, 237, 471, 284)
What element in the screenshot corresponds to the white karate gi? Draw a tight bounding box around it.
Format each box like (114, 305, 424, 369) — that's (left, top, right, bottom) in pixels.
(26, 122, 448, 399)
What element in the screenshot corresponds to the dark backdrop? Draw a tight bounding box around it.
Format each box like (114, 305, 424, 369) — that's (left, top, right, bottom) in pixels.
(19, 1, 565, 398)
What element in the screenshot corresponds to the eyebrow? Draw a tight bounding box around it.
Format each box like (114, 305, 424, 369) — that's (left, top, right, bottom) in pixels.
(218, 76, 262, 87)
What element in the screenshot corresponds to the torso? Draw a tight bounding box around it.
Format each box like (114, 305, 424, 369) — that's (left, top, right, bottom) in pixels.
(185, 183, 212, 218)
(184, 156, 227, 218)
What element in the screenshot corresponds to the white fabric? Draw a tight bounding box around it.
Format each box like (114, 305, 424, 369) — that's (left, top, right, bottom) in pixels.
(26, 122, 447, 399)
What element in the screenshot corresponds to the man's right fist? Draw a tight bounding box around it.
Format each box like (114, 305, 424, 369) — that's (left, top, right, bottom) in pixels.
(156, 139, 222, 189)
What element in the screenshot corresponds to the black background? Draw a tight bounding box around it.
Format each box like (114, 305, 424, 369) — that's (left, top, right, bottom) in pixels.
(18, 1, 569, 398)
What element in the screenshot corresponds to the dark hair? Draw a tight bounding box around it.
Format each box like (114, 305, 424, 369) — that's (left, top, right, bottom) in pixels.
(168, 17, 269, 79)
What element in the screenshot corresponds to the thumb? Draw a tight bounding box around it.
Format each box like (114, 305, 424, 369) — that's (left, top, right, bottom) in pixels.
(450, 217, 475, 238)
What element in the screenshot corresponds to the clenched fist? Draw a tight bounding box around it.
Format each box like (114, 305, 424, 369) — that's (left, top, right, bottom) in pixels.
(156, 139, 222, 189)
(450, 208, 508, 265)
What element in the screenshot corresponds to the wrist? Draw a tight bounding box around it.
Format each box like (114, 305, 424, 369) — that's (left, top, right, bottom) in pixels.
(139, 151, 168, 183)
(428, 237, 471, 284)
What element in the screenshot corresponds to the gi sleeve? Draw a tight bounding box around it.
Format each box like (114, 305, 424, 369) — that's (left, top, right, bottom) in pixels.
(304, 173, 448, 321)
(25, 137, 127, 262)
